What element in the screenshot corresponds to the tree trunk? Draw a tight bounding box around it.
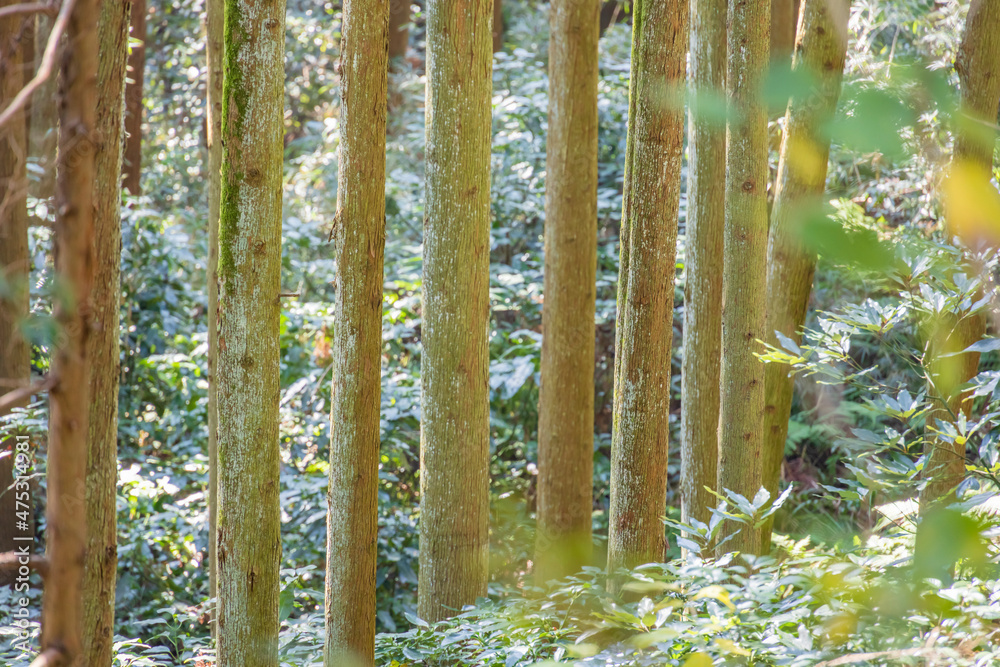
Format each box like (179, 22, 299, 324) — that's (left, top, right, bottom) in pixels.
(680, 0, 726, 533)
(493, 0, 503, 52)
(770, 0, 798, 66)
(535, 0, 599, 583)
(81, 1, 132, 663)
(216, 0, 286, 663)
(607, 0, 688, 572)
(717, 0, 769, 556)
(41, 0, 99, 660)
(0, 2, 32, 579)
(323, 0, 388, 663)
(761, 0, 849, 544)
(418, 0, 492, 624)
(122, 0, 146, 196)
(28, 12, 58, 202)
(206, 0, 223, 629)
(388, 0, 408, 60)
(920, 0, 1000, 505)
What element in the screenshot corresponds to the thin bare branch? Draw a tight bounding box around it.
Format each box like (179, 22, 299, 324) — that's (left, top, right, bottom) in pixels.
(0, 376, 53, 413)
(0, 552, 49, 578)
(29, 648, 64, 667)
(0, 2, 57, 20)
(0, 0, 75, 130)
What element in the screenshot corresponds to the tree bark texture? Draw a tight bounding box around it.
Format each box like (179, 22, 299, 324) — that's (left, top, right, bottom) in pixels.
(493, 0, 503, 52)
(418, 0, 493, 624)
(28, 12, 58, 201)
(41, 0, 99, 661)
(607, 0, 688, 572)
(920, 0, 1000, 505)
(535, 0, 599, 584)
(388, 0, 409, 60)
(81, 0, 132, 663)
(761, 0, 849, 538)
(206, 0, 223, 624)
(0, 0, 32, 578)
(324, 0, 389, 664)
(770, 0, 798, 65)
(216, 0, 286, 663)
(122, 0, 146, 195)
(680, 0, 726, 531)
(717, 0, 769, 556)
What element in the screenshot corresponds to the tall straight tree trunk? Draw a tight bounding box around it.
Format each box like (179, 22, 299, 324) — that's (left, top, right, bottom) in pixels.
(535, 0, 599, 584)
(418, 0, 492, 624)
(920, 0, 1000, 505)
(762, 0, 849, 538)
(205, 0, 223, 625)
(680, 0, 726, 532)
(493, 0, 503, 52)
(81, 1, 132, 663)
(388, 0, 409, 60)
(0, 1, 32, 576)
(216, 0, 285, 663)
(607, 0, 688, 572)
(324, 0, 388, 663)
(41, 0, 99, 661)
(28, 12, 59, 202)
(717, 0, 769, 556)
(122, 0, 146, 196)
(770, 0, 798, 66)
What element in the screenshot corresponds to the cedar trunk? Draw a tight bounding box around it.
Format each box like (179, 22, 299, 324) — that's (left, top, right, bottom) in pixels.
(717, 0, 769, 555)
(920, 0, 1000, 504)
(770, 0, 798, 65)
(388, 0, 409, 60)
(0, 1, 32, 576)
(216, 0, 286, 663)
(122, 0, 146, 195)
(42, 0, 99, 661)
(607, 0, 688, 572)
(761, 0, 849, 538)
(493, 0, 503, 52)
(418, 0, 493, 624)
(535, 0, 599, 583)
(28, 12, 58, 201)
(680, 0, 726, 531)
(324, 0, 389, 663)
(81, 0, 132, 663)
(206, 0, 223, 623)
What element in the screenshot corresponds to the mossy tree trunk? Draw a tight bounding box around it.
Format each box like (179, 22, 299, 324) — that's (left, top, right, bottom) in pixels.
(920, 0, 1000, 506)
(761, 0, 849, 544)
(0, 1, 32, 577)
(418, 0, 492, 624)
(216, 0, 286, 663)
(607, 0, 688, 572)
(82, 1, 133, 663)
(535, 0, 599, 584)
(323, 1, 389, 664)
(717, 0, 769, 556)
(680, 0, 726, 532)
(41, 0, 99, 661)
(122, 0, 146, 195)
(206, 0, 223, 627)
